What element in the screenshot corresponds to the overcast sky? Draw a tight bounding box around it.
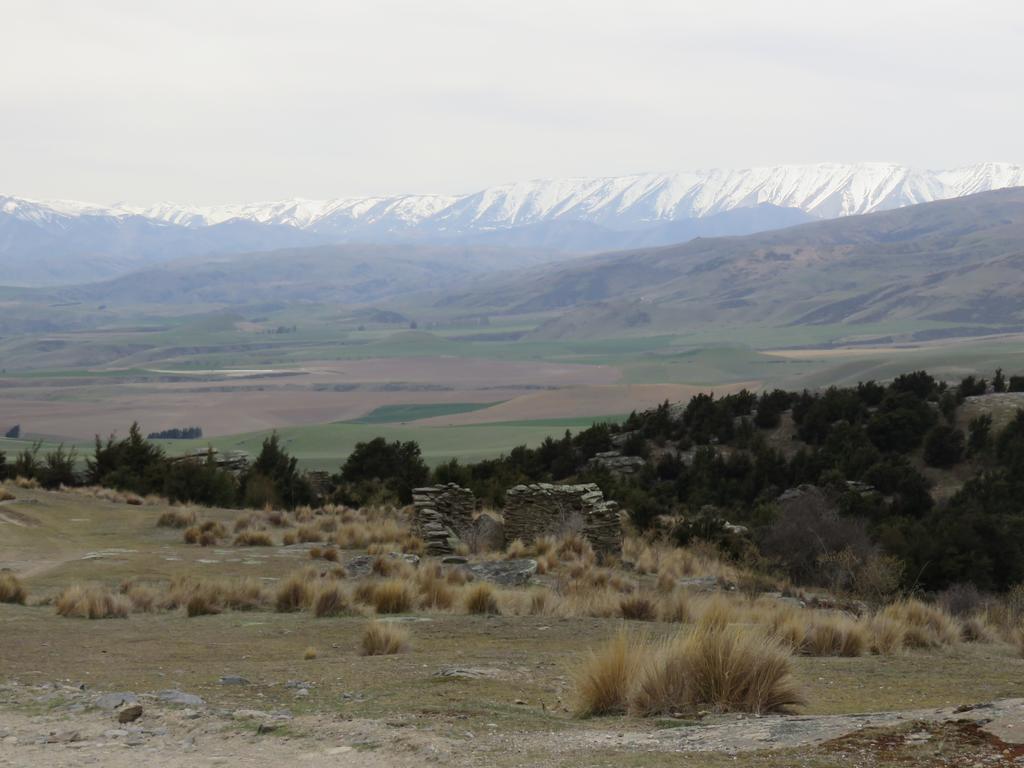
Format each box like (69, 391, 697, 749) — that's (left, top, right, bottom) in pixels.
(3, 0, 1023, 205)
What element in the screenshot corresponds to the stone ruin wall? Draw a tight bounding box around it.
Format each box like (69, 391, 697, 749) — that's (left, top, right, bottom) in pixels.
(503, 483, 622, 556)
(412, 483, 477, 556)
(413, 481, 623, 557)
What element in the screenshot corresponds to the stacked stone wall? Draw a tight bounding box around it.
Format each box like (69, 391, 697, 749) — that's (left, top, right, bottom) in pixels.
(503, 483, 621, 555)
(412, 483, 476, 556)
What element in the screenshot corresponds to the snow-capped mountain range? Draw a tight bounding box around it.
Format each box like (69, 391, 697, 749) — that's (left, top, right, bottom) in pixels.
(3, 162, 1024, 286)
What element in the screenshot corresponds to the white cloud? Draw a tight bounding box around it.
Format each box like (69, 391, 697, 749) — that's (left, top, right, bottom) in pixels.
(2, 0, 1022, 204)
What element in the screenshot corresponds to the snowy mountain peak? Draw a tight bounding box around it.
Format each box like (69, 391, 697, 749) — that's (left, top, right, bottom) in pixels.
(6, 163, 1023, 236)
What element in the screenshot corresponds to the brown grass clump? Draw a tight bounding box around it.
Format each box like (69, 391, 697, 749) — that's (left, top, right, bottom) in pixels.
(696, 595, 736, 632)
(14, 476, 39, 489)
(312, 582, 352, 618)
(55, 584, 130, 619)
(168, 575, 268, 614)
(879, 599, 960, 648)
(0, 486, 16, 502)
(275, 569, 317, 612)
(801, 614, 868, 657)
(445, 567, 470, 586)
(304, 646, 318, 660)
(360, 621, 409, 656)
(322, 547, 339, 562)
(371, 579, 416, 614)
(571, 629, 643, 716)
(416, 565, 455, 610)
(234, 530, 273, 546)
(534, 535, 558, 558)
(628, 624, 803, 717)
(282, 531, 298, 545)
(265, 509, 290, 527)
(233, 513, 258, 532)
(184, 520, 227, 546)
(768, 609, 807, 652)
(296, 524, 323, 543)
(657, 589, 692, 624)
(464, 583, 500, 615)
(868, 614, 907, 655)
(0, 572, 28, 604)
(157, 508, 197, 528)
(961, 615, 997, 643)
(186, 593, 222, 617)
(528, 587, 561, 616)
(505, 538, 529, 559)
(124, 583, 160, 613)
(619, 593, 657, 622)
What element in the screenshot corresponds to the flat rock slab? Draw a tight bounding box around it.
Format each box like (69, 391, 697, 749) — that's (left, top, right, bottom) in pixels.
(459, 558, 537, 586)
(344, 553, 421, 577)
(433, 667, 503, 680)
(529, 698, 1024, 754)
(95, 692, 139, 711)
(157, 690, 205, 707)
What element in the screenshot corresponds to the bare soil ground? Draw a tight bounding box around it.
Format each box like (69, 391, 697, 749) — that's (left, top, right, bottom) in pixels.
(1, 486, 1022, 767)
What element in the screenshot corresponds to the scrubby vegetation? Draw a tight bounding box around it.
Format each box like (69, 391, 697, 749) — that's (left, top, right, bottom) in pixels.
(5, 367, 1024, 605)
(0, 572, 27, 604)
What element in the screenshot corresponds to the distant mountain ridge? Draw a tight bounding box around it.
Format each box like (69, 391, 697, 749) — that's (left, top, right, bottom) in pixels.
(435, 187, 1024, 340)
(3, 162, 1024, 285)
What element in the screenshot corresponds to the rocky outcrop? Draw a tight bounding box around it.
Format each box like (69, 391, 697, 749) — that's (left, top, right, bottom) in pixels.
(458, 558, 538, 586)
(587, 451, 646, 475)
(412, 484, 477, 556)
(503, 483, 621, 556)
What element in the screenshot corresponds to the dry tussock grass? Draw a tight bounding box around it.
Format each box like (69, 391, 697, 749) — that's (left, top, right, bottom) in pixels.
(276, 569, 318, 612)
(572, 629, 643, 716)
(370, 579, 416, 614)
(629, 624, 803, 717)
(168, 575, 268, 614)
(56, 584, 130, 619)
(304, 646, 318, 660)
(464, 583, 500, 615)
(619, 593, 657, 621)
(879, 599, 960, 648)
(0, 486, 16, 502)
(0, 572, 27, 604)
(65, 485, 148, 504)
(13, 476, 39, 489)
(416, 565, 455, 610)
(657, 589, 691, 623)
(360, 621, 409, 656)
(801, 614, 868, 657)
(312, 582, 353, 617)
(157, 508, 197, 528)
(961, 615, 997, 643)
(234, 530, 273, 546)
